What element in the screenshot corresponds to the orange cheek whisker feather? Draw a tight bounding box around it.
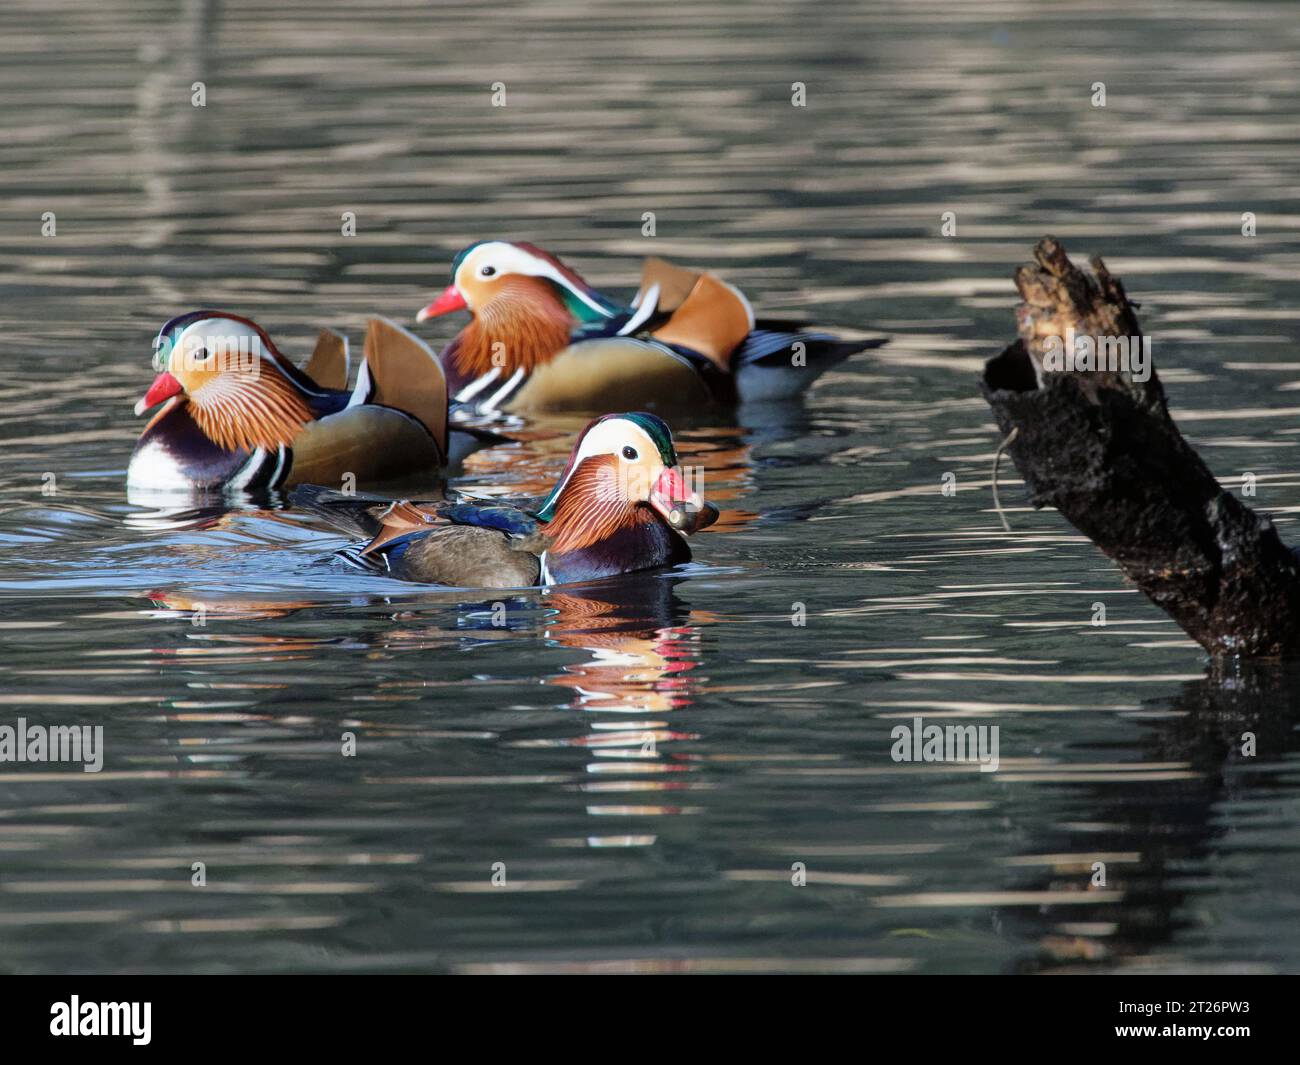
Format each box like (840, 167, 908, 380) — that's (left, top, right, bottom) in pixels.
(542, 456, 654, 554)
(186, 369, 314, 453)
(452, 277, 575, 378)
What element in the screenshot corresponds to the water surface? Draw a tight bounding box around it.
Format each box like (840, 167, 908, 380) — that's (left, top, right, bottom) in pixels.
(2, 0, 1299, 974)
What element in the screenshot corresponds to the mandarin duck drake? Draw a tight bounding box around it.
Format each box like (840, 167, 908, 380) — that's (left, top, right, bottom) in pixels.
(129, 312, 495, 495)
(291, 412, 717, 588)
(415, 242, 886, 414)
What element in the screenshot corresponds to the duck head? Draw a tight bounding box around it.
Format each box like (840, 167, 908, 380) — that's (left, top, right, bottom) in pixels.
(134, 312, 316, 453)
(417, 241, 622, 382)
(536, 412, 718, 560)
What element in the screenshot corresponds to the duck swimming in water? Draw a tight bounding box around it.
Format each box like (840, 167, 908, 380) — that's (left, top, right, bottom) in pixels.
(416, 242, 885, 414)
(291, 412, 717, 588)
(129, 313, 491, 495)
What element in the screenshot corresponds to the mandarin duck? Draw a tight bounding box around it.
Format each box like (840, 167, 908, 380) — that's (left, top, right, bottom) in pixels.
(291, 412, 717, 587)
(129, 313, 495, 494)
(415, 242, 886, 414)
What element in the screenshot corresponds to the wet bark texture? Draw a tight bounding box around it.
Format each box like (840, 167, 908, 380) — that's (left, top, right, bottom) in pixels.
(980, 237, 1300, 658)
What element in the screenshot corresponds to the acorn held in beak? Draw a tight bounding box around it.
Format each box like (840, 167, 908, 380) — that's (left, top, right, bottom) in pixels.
(648, 466, 716, 535)
(664, 499, 720, 535)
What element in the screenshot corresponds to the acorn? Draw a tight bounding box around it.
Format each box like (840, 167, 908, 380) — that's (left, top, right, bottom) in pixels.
(665, 500, 719, 535)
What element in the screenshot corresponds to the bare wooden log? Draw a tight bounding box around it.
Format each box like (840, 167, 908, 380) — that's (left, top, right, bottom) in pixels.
(981, 237, 1300, 657)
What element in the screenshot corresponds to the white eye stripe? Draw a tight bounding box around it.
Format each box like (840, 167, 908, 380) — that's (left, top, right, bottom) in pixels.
(168, 317, 264, 360)
(455, 242, 613, 318)
(546, 420, 661, 503)
(573, 420, 657, 463)
(163, 316, 334, 398)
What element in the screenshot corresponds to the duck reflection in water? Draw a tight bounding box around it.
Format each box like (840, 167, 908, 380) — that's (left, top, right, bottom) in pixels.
(530, 575, 714, 822)
(541, 575, 709, 714)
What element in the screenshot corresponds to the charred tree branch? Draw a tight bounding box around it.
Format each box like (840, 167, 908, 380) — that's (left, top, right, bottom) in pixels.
(980, 238, 1300, 658)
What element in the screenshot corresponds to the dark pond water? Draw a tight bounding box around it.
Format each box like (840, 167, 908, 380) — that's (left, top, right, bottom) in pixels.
(2, 0, 1299, 974)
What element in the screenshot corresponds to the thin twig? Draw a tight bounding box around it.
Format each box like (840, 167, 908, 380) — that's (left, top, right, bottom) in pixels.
(992, 425, 1019, 533)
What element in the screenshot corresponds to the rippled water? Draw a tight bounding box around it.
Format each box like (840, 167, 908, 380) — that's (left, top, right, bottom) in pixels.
(2, 0, 1299, 974)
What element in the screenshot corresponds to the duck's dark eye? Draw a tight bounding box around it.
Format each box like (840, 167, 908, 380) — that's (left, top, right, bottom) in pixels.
(193, 346, 211, 362)
(622, 445, 638, 460)
(480, 265, 496, 277)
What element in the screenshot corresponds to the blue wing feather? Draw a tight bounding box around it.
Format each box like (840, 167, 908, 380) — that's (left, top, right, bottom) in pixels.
(438, 503, 540, 537)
